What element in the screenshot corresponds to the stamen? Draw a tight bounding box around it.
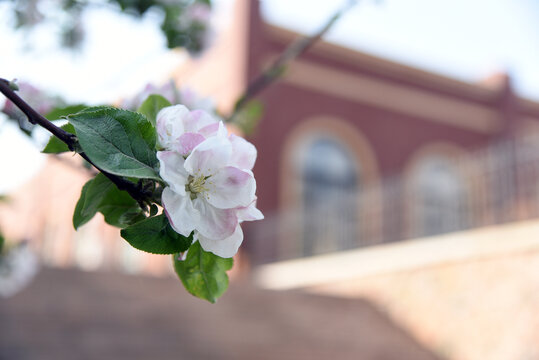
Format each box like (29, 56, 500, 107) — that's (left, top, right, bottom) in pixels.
(188, 175, 207, 195)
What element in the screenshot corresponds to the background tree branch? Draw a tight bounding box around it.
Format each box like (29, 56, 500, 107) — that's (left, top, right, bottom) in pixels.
(230, 0, 359, 119)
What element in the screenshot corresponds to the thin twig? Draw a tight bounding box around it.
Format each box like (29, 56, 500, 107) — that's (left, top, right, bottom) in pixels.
(230, 0, 359, 118)
(0, 78, 151, 206)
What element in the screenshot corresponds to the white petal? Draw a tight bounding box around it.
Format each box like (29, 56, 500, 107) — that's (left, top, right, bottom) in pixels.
(197, 225, 243, 258)
(229, 134, 257, 170)
(216, 121, 229, 138)
(184, 135, 231, 177)
(184, 109, 218, 133)
(156, 105, 189, 149)
(192, 197, 237, 240)
(162, 187, 198, 237)
(157, 151, 188, 195)
(205, 166, 256, 209)
(237, 199, 264, 222)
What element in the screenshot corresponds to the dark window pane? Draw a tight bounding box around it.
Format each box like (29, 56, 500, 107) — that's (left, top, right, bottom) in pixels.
(301, 138, 359, 256)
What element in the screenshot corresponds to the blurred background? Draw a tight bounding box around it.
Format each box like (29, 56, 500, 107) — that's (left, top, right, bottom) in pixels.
(2, 0, 539, 359)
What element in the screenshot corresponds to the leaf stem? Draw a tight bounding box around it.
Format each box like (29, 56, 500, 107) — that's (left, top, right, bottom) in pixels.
(0, 78, 152, 207)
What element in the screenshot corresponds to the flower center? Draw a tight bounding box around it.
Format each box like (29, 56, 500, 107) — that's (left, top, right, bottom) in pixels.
(187, 175, 207, 199)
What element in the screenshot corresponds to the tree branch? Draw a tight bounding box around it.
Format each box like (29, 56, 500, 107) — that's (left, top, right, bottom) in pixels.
(0, 79, 77, 146)
(230, 0, 359, 118)
(0, 78, 152, 207)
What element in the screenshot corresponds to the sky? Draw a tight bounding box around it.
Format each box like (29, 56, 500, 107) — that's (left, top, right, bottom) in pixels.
(1, 0, 539, 192)
(262, 0, 539, 100)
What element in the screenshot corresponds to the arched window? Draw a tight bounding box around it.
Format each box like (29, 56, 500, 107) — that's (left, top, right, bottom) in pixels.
(301, 137, 359, 255)
(410, 155, 468, 237)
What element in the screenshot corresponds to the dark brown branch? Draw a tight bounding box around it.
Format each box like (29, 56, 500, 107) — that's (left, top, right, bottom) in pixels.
(0, 78, 151, 206)
(230, 0, 359, 118)
(0, 79, 77, 146)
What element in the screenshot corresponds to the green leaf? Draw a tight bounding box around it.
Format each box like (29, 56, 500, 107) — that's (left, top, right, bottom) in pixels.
(229, 100, 264, 136)
(137, 95, 171, 127)
(0, 232, 4, 253)
(42, 123, 76, 153)
(91, 174, 143, 228)
(76, 105, 114, 114)
(97, 193, 144, 229)
(42, 105, 109, 154)
(73, 173, 144, 229)
(121, 214, 192, 254)
(173, 241, 233, 303)
(73, 178, 96, 229)
(45, 104, 88, 121)
(67, 107, 160, 180)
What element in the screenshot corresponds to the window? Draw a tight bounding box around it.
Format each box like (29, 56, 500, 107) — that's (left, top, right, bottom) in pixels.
(411, 156, 467, 237)
(301, 137, 359, 255)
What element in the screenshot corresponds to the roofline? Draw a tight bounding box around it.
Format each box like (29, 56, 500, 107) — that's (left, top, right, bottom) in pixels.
(264, 23, 539, 110)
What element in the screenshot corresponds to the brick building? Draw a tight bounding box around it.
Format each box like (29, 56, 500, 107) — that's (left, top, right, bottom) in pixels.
(215, 0, 539, 263)
(3, 1, 539, 359)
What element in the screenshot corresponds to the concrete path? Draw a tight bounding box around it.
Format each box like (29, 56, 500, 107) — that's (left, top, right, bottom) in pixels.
(1, 268, 442, 360)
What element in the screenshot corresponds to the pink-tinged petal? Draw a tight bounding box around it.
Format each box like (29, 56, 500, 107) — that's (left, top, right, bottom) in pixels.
(157, 151, 188, 195)
(184, 109, 218, 133)
(162, 187, 199, 237)
(198, 121, 228, 139)
(205, 166, 256, 209)
(156, 105, 189, 148)
(2, 99, 15, 116)
(229, 134, 257, 170)
(197, 225, 243, 258)
(192, 197, 237, 240)
(184, 135, 231, 177)
(198, 122, 219, 138)
(237, 199, 264, 222)
(176, 132, 205, 156)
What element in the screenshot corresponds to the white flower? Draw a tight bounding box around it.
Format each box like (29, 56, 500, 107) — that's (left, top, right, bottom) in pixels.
(178, 88, 216, 114)
(156, 105, 263, 258)
(156, 104, 222, 152)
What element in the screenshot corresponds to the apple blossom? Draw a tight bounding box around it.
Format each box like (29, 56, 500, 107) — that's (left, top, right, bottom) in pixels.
(178, 88, 216, 114)
(156, 104, 223, 151)
(156, 105, 263, 258)
(122, 81, 179, 110)
(123, 81, 216, 114)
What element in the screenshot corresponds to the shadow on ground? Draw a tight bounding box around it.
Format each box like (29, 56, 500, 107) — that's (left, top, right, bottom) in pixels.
(0, 268, 443, 360)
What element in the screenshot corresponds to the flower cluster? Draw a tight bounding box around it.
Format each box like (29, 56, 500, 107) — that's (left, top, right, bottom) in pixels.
(173, 2, 214, 54)
(122, 80, 215, 114)
(156, 105, 263, 258)
(161, 1, 214, 54)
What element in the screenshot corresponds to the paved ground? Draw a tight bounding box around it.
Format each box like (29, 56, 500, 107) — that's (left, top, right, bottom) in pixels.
(0, 268, 443, 360)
